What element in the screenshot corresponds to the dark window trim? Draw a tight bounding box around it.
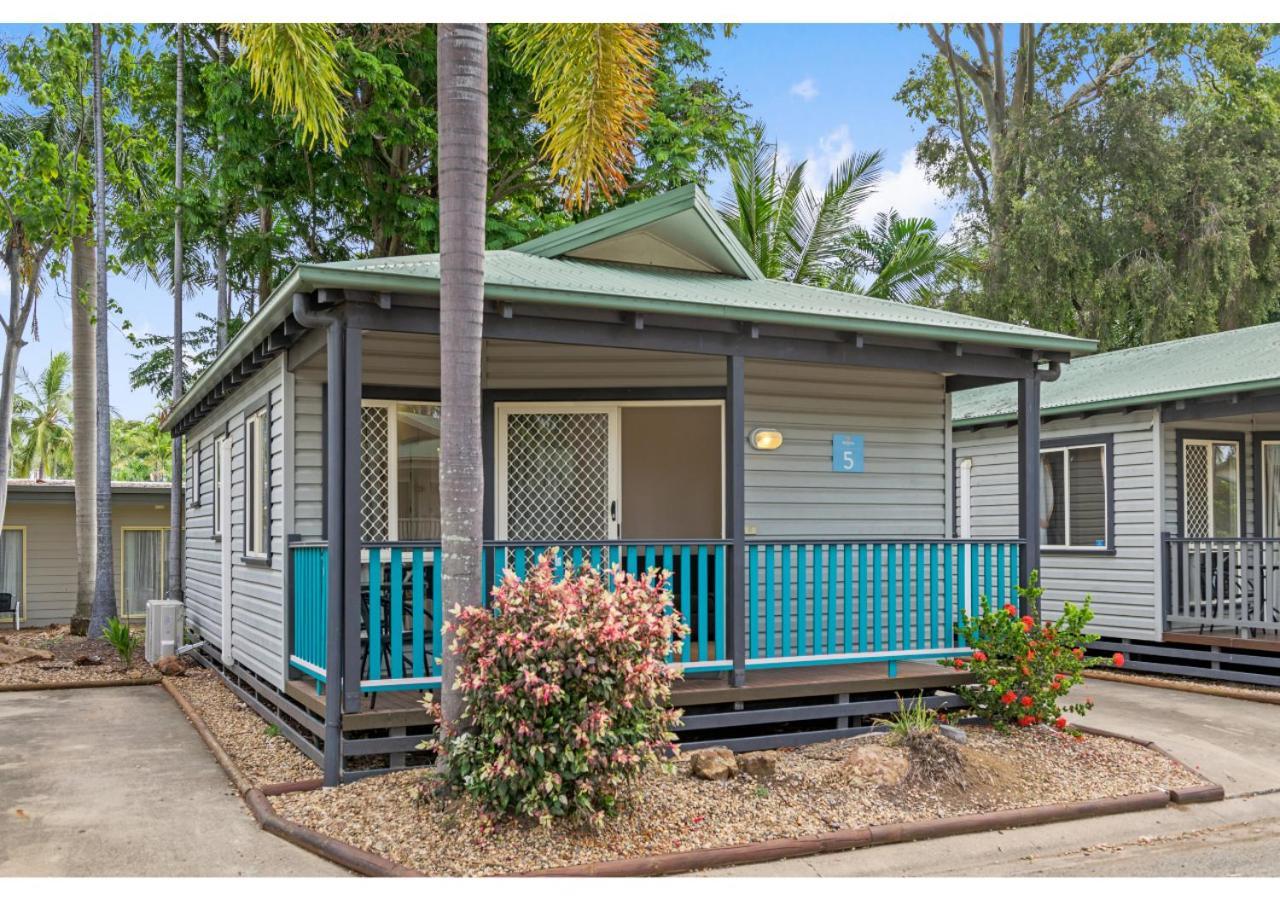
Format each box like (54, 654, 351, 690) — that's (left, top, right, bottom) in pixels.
(1252, 431, 1280, 538)
(1175, 429, 1246, 539)
(1039, 432, 1115, 555)
(188, 438, 200, 509)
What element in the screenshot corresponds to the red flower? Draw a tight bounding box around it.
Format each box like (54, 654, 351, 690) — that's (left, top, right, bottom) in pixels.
(987, 678, 999, 687)
(1026, 649, 1036, 661)
(1112, 652, 1126, 668)
(1019, 695, 1034, 708)
(1021, 615, 1034, 627)
(952, 658, 967, 670)
(1003, 604, 1017, 617)
(1022, 620, 1033, 633)
(1072, 648, 1085, 660)
(1017, 715, 1035, 727)
(973, 650, 988, 663)
(1054, 716, 1067, 730)
(1000, 690, 1017, 705)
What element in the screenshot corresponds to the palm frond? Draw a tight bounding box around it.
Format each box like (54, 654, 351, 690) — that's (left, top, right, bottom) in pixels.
(502, 23, 658, 210)
(226, 23, 348, 152)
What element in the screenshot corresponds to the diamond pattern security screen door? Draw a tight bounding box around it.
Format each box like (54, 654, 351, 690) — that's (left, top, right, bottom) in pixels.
(498, 406, 619, 542)
(1182, 438, 1241, 538)
(360, 404, 392, 542)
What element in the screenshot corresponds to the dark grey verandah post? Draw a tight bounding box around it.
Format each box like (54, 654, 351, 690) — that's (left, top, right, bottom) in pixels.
(342, 322, 364, 717)
(1016, 373, 1042, 616)
(726, 354, 747, 686)
(322, 318, 346, 786)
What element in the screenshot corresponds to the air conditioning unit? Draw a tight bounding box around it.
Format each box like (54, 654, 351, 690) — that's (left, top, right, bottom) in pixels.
(145, 598, 185, 663)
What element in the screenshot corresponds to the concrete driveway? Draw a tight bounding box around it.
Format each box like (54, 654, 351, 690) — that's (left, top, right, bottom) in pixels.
(0, 685, 343, 876)
(705, 678, 1280, 877)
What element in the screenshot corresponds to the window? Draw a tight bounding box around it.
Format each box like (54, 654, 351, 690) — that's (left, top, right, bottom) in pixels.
(0, 528, 24, 619)
(360, 400, 441, 542)
(245, 409, 269, 557)
(212, 435, 225, 539)
(121, 528, 167, 618)
(1263, 441, 1280, 538)
(187, 440, 199, 508)
(1040, 442, 1109, 550)
(1182, 437, 1240, 538)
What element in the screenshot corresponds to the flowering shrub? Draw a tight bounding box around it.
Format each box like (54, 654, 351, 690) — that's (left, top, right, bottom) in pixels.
(426, 551, 688, 824)
(942, 574, 1123, 730)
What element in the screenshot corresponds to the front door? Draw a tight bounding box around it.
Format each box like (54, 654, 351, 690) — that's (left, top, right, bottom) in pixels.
(495, 405, 620, 541)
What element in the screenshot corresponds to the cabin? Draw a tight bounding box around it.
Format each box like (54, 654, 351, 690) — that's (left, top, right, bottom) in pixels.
(0, 480, 171, 628)
(953, 324, 1280, 688)
(161, 185, 1094, 784)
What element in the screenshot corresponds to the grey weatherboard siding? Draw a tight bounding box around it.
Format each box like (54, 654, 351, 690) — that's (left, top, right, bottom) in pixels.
(954, 409, 1162, 640)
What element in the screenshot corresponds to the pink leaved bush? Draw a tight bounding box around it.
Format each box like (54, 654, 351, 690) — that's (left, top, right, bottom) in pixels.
(423, 550, 688, 824)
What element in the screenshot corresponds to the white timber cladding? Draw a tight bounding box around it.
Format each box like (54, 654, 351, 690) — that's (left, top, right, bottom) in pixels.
(182, 356, 287, 688)
(953, 409, 1160, 640)
(287, 331, 952, 544)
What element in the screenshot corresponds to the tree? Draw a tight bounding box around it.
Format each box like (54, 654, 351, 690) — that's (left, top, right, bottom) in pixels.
(898, 23, 1280, 345)
(168, 23, 184, 606)
(88, 22, 115, 638)
(718, 126, 883, 284)
(110, 416, 170, 482)
(9, 351, 73, 480)
(836, 211, 974, 303)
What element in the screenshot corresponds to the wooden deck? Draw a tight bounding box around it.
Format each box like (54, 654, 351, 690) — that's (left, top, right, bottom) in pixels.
(1162, 629, 1280, 654)
(286, 660, 964, 733)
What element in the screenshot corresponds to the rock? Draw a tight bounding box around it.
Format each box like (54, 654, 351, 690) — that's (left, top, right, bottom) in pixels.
(688, 746, 738, 781)
(939, 724, 967, 744)
(73, 654, 104, 667)
(0, 644, 53, 666)
(37, 661, 74, 670)
(154, 655, 185, 676)
(831, 743, 910, 786)
(739, 750, 780, 778)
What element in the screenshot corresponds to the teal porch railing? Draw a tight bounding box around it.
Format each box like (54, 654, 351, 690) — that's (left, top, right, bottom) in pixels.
(289, 537, 1021, 692)
(744, 539, 1020, 670)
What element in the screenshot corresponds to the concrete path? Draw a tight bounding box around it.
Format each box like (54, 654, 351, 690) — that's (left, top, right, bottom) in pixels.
(705, 678, 1280, 877)
(0, 685, 344, 876)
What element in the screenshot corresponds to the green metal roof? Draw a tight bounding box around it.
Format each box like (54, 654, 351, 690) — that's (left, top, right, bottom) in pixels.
(164, 185, 1096, 431)
(953, 321, 1280, 425)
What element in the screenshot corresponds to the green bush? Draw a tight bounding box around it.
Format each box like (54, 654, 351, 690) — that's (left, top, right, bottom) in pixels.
(942, 574, 1123, 731)
(102, 617, 142, 670)
(424, 551, 688, 825)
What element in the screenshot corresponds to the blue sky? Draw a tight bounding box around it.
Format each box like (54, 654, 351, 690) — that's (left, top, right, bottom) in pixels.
(4, 23, 950, 420)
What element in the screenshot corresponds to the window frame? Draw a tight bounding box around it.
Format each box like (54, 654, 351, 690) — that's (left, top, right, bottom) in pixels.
(211, 434, 225, 540)
(1254, 433, 1280, 538)
(1039, 434, 1115, 555)
(118, 526, 169, 620)
(243, 406, 270, 561)
(1177, 430, 1244, 539)
(360, 397, 444, 543)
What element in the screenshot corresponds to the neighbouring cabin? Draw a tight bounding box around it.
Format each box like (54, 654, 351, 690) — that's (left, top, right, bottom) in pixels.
(0, 480, 171, 628)
(953, 323, 1280, 687)
(163, 185, 1093, 784)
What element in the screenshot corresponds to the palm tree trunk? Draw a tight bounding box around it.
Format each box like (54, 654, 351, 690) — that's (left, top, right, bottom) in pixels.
(436, 23, 488, 733)
(70, 233, 96, 635)
(88, 23, 116, 638)
(257, 206, 272, 310)
(215, 29, 230, 352)
(0, 244, 29, 536)
(168, 24, 185, 605)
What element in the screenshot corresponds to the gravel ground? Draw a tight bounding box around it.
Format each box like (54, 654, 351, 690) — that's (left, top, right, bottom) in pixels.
(169, 667, 320, 786)
(273, 726, 1208, 877)
(0, 625, 149, 686)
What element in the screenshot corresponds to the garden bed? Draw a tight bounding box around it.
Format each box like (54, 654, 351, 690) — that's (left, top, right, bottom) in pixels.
(272, 725, 1210, 877)
(0, 625, 150, 687)
(167, 667, 320, 786)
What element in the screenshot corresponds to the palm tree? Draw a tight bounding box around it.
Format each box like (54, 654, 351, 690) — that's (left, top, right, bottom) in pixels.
(168, 23, 185, 606)
(836, 211, 975, 304)
(71, 232, 96, 633)
(10, 352, 74, 481)
(88, 23, 116, 638)
(719, 127, 883, 284)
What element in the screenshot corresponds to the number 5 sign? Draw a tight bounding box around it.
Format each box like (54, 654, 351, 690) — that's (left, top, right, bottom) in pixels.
(832, 434, 864, 473)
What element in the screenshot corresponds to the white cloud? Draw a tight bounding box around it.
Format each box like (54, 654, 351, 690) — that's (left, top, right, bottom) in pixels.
(859, 147, 950, 231)
(789, 77, 818, 101)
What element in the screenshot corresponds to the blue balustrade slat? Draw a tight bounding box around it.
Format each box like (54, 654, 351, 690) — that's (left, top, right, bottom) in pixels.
(748, 544, 760, 659)
(781, 544, 792, 657)
(714, 545, 726, 663)
(796, 543, 808, 656)
(411, 548, 425, 679)
(696, 546, 708, 662)
(887, 544, 897, 652)
(827, 544, 838, 655)
(765, 545, 776, 660)
(431, 547, 443, 676)
(943, 543, 954, 648)
(390, 548, 404, 679)
(872, 543, 883, 652)
(842, 544, 853, 655)
(679, 545, 692, 664)
(858, 544, 869, 653)
(812, 544, 823, 656)
(368, 547, 382, 680)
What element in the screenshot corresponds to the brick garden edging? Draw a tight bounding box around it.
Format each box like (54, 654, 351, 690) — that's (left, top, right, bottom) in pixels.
(161, 675, 1227, 878)
(0, 675, 162, 692)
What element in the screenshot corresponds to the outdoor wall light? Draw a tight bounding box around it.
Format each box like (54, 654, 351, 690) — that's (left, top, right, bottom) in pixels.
(750, 428, 784, 451)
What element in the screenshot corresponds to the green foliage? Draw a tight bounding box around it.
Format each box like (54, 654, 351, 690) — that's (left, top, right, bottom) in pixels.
(425, 552, 688, 825)
(898, 24, 1280, 346)
(10, 351, 73, 480)
(264, 723, 281, 738)
(102, 616, 142, 669)
(875, 692, 939, 741)
(110, 416, 171, 482)
(944, 574, 1122, 731)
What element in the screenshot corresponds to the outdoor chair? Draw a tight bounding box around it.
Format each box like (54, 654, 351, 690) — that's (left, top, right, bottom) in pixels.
(0, 592, 17, 630)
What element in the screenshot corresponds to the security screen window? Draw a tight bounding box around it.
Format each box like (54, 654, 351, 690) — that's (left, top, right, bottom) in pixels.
(1182, 438, 1240, 538)
(1040, 443, 1108, 550)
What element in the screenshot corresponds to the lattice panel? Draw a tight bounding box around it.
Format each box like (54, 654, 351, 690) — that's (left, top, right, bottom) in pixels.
(360, 405, 391, 542)
(505, 412, 610, 541)
(1185, 443, 1210, 537)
